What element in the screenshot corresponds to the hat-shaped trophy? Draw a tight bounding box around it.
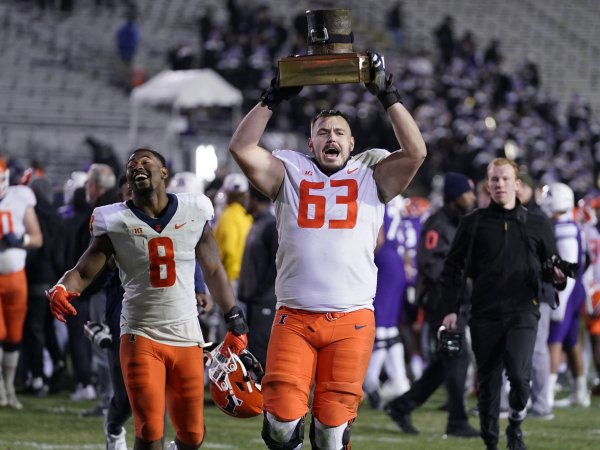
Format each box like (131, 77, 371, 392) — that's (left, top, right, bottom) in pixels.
(278, 9, 371, 87)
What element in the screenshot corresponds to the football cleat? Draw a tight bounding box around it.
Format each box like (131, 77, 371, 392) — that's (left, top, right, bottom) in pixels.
(206, 344, 264, 418)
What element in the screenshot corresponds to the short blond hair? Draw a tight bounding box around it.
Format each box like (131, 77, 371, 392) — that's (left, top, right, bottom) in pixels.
(487, 158, 519, 179)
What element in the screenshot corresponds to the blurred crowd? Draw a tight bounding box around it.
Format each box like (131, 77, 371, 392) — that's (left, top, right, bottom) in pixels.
(1, 0, 600, 441)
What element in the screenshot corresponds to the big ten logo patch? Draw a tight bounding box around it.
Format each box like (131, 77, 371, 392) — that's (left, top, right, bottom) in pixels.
(128, 226, 144, 235)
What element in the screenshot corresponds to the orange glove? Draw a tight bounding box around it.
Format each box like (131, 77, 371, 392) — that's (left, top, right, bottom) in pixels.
(46, 284, 79, 323)
(221, 331, 248, 356)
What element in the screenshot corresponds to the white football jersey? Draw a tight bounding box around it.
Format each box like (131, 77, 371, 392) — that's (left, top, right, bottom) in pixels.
(92, 192, 214, 346)
(0, 185, 36, 274)
(273, 149, 388, 312)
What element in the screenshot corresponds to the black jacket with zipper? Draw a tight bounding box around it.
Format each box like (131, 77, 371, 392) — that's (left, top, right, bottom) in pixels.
(441, 199, 561, 319)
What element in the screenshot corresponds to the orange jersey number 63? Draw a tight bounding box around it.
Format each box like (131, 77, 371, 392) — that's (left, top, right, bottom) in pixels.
(297, 179, 358, 229)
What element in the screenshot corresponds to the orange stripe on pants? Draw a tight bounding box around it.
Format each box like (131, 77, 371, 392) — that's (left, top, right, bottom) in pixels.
(120, 335, 205, 445)
(263, 307, 375, 426)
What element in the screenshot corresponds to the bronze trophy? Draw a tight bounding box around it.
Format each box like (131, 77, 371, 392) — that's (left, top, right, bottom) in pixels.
(278, 9, 372, 87)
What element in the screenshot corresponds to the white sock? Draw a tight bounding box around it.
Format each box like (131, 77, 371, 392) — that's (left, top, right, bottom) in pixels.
(547, 373, 558, 408)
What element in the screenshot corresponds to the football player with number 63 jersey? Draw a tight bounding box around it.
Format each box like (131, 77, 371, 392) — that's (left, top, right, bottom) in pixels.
(47, 149, 248, 450)
(229, 50, 427, 450)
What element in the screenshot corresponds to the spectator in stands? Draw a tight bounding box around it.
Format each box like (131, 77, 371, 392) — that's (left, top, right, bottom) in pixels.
(434, 15, 455, 67)
(115, 11, 141, 90)
(387, 2, 405, 48)
(167, 37, 196, 71)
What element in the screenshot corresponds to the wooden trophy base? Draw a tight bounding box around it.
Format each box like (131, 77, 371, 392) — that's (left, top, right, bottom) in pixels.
(278, 53, 371, 87)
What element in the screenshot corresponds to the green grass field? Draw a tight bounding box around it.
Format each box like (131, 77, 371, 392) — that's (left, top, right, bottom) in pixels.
(1, 389, 599, 449)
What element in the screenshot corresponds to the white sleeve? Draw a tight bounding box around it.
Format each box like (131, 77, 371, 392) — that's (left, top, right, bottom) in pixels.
(552, 229, 579, 321)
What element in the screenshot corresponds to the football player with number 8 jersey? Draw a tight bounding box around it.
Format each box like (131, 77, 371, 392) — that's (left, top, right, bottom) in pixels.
(47, 149, 247, 450)
(229, 51, 427, 450)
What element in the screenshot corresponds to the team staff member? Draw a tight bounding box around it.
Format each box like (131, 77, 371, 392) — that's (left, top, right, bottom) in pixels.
(385, 172, 478, 437)
(0, 159, 43, 410)
(47, 149, 248, 450)
(229, 52, 426, 450)
(441, 158, 566, 450)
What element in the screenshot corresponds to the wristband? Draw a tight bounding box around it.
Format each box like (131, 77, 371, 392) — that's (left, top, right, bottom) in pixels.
(22, 233, 30, 247)
(377, 90, 402, 110)
(224, 305, 249, 336)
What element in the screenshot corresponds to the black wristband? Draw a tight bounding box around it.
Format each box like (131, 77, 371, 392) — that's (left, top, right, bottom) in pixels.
(377, 89, 402, 110)
(224, 306, 249, 336)
(260, 89, 279, 110)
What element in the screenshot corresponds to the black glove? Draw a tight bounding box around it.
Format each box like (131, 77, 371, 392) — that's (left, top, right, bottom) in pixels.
(260, 76, 303, 110)
(365, 52, 402, 110)
(223, 305, 249, 336)
(2, 233, 24, 248)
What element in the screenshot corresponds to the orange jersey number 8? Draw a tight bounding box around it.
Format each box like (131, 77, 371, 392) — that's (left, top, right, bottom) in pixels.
(148, 237, 176, 287)
(297, 179, 358, 229)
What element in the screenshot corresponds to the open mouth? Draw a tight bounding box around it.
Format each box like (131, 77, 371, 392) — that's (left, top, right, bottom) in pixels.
(134, 173, 149, 184)
(323, 146, 340, 159)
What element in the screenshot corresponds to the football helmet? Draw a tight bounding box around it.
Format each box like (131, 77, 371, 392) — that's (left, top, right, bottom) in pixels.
(541, 182, 574, 216)
(0, 159, 9, 199)
(19, 166, 44, 186)
(167, 171, 204, 194)
(404, 195, 430, 218)
(206, 344, 264, 418)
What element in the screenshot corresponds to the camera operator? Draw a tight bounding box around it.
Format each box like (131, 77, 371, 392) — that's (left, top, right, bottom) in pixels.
(441, 159, 566, 450)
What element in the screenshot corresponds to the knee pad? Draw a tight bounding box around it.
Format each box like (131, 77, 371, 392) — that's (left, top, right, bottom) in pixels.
(309, 417, 352, 450)
(261, 412, 304, 450)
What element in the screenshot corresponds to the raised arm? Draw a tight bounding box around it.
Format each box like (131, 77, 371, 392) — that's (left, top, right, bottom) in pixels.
(229, 78, 302, 200)
(365, 53, 427, 202)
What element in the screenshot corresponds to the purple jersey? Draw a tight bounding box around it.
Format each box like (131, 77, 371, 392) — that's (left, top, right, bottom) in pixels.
(548, 217, 585, 348)
(373, 200, 409, 327)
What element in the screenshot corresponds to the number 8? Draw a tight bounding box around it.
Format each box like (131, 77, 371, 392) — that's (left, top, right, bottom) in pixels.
(148, 237, 176, 287)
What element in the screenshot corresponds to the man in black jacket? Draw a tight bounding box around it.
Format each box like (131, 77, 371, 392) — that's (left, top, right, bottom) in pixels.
(441, 158, 566, 450)
(385, 172, 478, 437)
(237, 185, 278, 368)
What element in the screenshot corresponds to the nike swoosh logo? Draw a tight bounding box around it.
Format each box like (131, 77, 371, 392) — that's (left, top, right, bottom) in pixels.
(355, 324, 367, 330)
(175, 223, 187, 229)
(347, 167, 359, 174)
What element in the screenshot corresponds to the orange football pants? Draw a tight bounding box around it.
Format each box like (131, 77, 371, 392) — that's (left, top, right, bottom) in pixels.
(0, 269, 28, 343)
(584, 312, 600, 335)
(262, 307, 375, 426)
(120, 335, 205, 445)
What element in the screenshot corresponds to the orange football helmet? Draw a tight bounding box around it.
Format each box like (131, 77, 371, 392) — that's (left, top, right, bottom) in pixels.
(206, 344, 264, 419)
(404, 195, 430, 218)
